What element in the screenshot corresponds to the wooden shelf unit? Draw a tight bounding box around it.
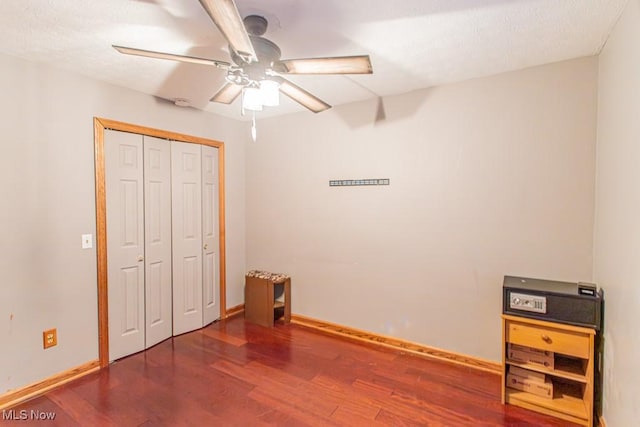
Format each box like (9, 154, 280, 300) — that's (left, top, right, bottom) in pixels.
(244, 274, 291, 327)
(502, 314, 596, 427)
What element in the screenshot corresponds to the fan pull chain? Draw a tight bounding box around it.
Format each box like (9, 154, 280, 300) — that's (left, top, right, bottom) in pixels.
(251, 112, 257, 142)
(241, 89, 246, 117)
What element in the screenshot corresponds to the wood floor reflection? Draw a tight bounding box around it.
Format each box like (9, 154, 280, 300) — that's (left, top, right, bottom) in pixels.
(10, 317, 576, 426)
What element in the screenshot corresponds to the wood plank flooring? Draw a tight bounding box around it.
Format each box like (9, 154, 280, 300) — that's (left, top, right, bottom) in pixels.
(5, 317, 577, 426)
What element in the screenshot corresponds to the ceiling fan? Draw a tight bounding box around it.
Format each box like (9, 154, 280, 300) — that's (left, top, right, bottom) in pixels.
(113, 0, 373, 114)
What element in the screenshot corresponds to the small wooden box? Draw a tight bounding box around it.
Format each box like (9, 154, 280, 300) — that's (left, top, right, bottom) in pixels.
(509, 343, 552, 357)
(507, 345, 554, 369)
(509, 365, 546, 383)
(506, 373, 553, 399)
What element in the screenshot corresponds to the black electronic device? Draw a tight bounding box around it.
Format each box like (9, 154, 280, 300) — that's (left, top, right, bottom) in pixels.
(503, 275, 602, 330)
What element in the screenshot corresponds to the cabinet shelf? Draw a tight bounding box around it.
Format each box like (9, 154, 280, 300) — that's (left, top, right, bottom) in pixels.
(506, 355, 587, 383)
(506, 382, 587, 419)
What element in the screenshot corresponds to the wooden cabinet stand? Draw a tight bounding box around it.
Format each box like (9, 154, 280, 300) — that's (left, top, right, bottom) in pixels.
(244, 271, 291, 327)
(502, 314, 596, 426)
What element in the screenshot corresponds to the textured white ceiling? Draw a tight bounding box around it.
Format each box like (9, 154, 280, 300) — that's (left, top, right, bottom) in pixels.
(0, 0, 628, 120)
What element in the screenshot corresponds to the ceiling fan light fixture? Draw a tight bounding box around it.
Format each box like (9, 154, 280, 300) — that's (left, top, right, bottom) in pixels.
(259, 79, 280, 107)
(242, 86, 263, 111)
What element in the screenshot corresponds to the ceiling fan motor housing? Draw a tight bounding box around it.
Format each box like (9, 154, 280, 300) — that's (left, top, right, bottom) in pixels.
(243, 15, 268, 36)
(230, 15, 282, 70)
(230, 36, 281, 84)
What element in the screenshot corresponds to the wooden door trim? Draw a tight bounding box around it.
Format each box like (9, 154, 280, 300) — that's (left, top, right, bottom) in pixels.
(94, 117, 227, 368)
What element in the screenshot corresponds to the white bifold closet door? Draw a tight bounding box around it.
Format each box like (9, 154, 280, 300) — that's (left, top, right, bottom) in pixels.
(171, 143, 220, 335)
(201, 145, 220, 325)
(105, 130, 145, 361)
(143, 136, 173, 348)
(106, 132, 220, 359)
(105, 131, 172, 361)
(170, 142, 202, 335)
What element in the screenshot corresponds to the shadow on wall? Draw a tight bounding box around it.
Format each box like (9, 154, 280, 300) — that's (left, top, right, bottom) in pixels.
(333, 86, 433, 130)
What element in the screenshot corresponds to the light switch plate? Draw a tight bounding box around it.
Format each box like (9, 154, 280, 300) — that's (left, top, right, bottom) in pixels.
(82, 234, 93, 249)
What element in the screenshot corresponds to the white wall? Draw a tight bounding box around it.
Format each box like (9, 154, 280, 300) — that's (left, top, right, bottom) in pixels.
(0, 53, 247, 393)
(246, 57, 598, 361)
(594, 0, 640, 424)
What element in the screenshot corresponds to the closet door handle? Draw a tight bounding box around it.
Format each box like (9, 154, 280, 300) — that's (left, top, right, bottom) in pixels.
(203, 244, 208, 250)
(137, 255, 144, 262)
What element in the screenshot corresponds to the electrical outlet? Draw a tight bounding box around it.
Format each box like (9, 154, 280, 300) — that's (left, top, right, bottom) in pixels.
(43, 328, 57, 349)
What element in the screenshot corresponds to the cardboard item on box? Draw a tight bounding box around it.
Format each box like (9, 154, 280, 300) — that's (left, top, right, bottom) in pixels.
(507, 373, 554, 399)
(508, 348, 554, 369)
(509, 365, 547, 383)
(509, 343, 553, 357)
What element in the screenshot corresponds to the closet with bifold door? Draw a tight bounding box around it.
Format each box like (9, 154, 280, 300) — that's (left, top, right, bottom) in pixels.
(105, 130, 220, 362)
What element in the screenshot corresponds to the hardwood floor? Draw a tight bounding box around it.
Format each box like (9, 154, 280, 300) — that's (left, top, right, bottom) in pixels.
(6, 317, 576, 426)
